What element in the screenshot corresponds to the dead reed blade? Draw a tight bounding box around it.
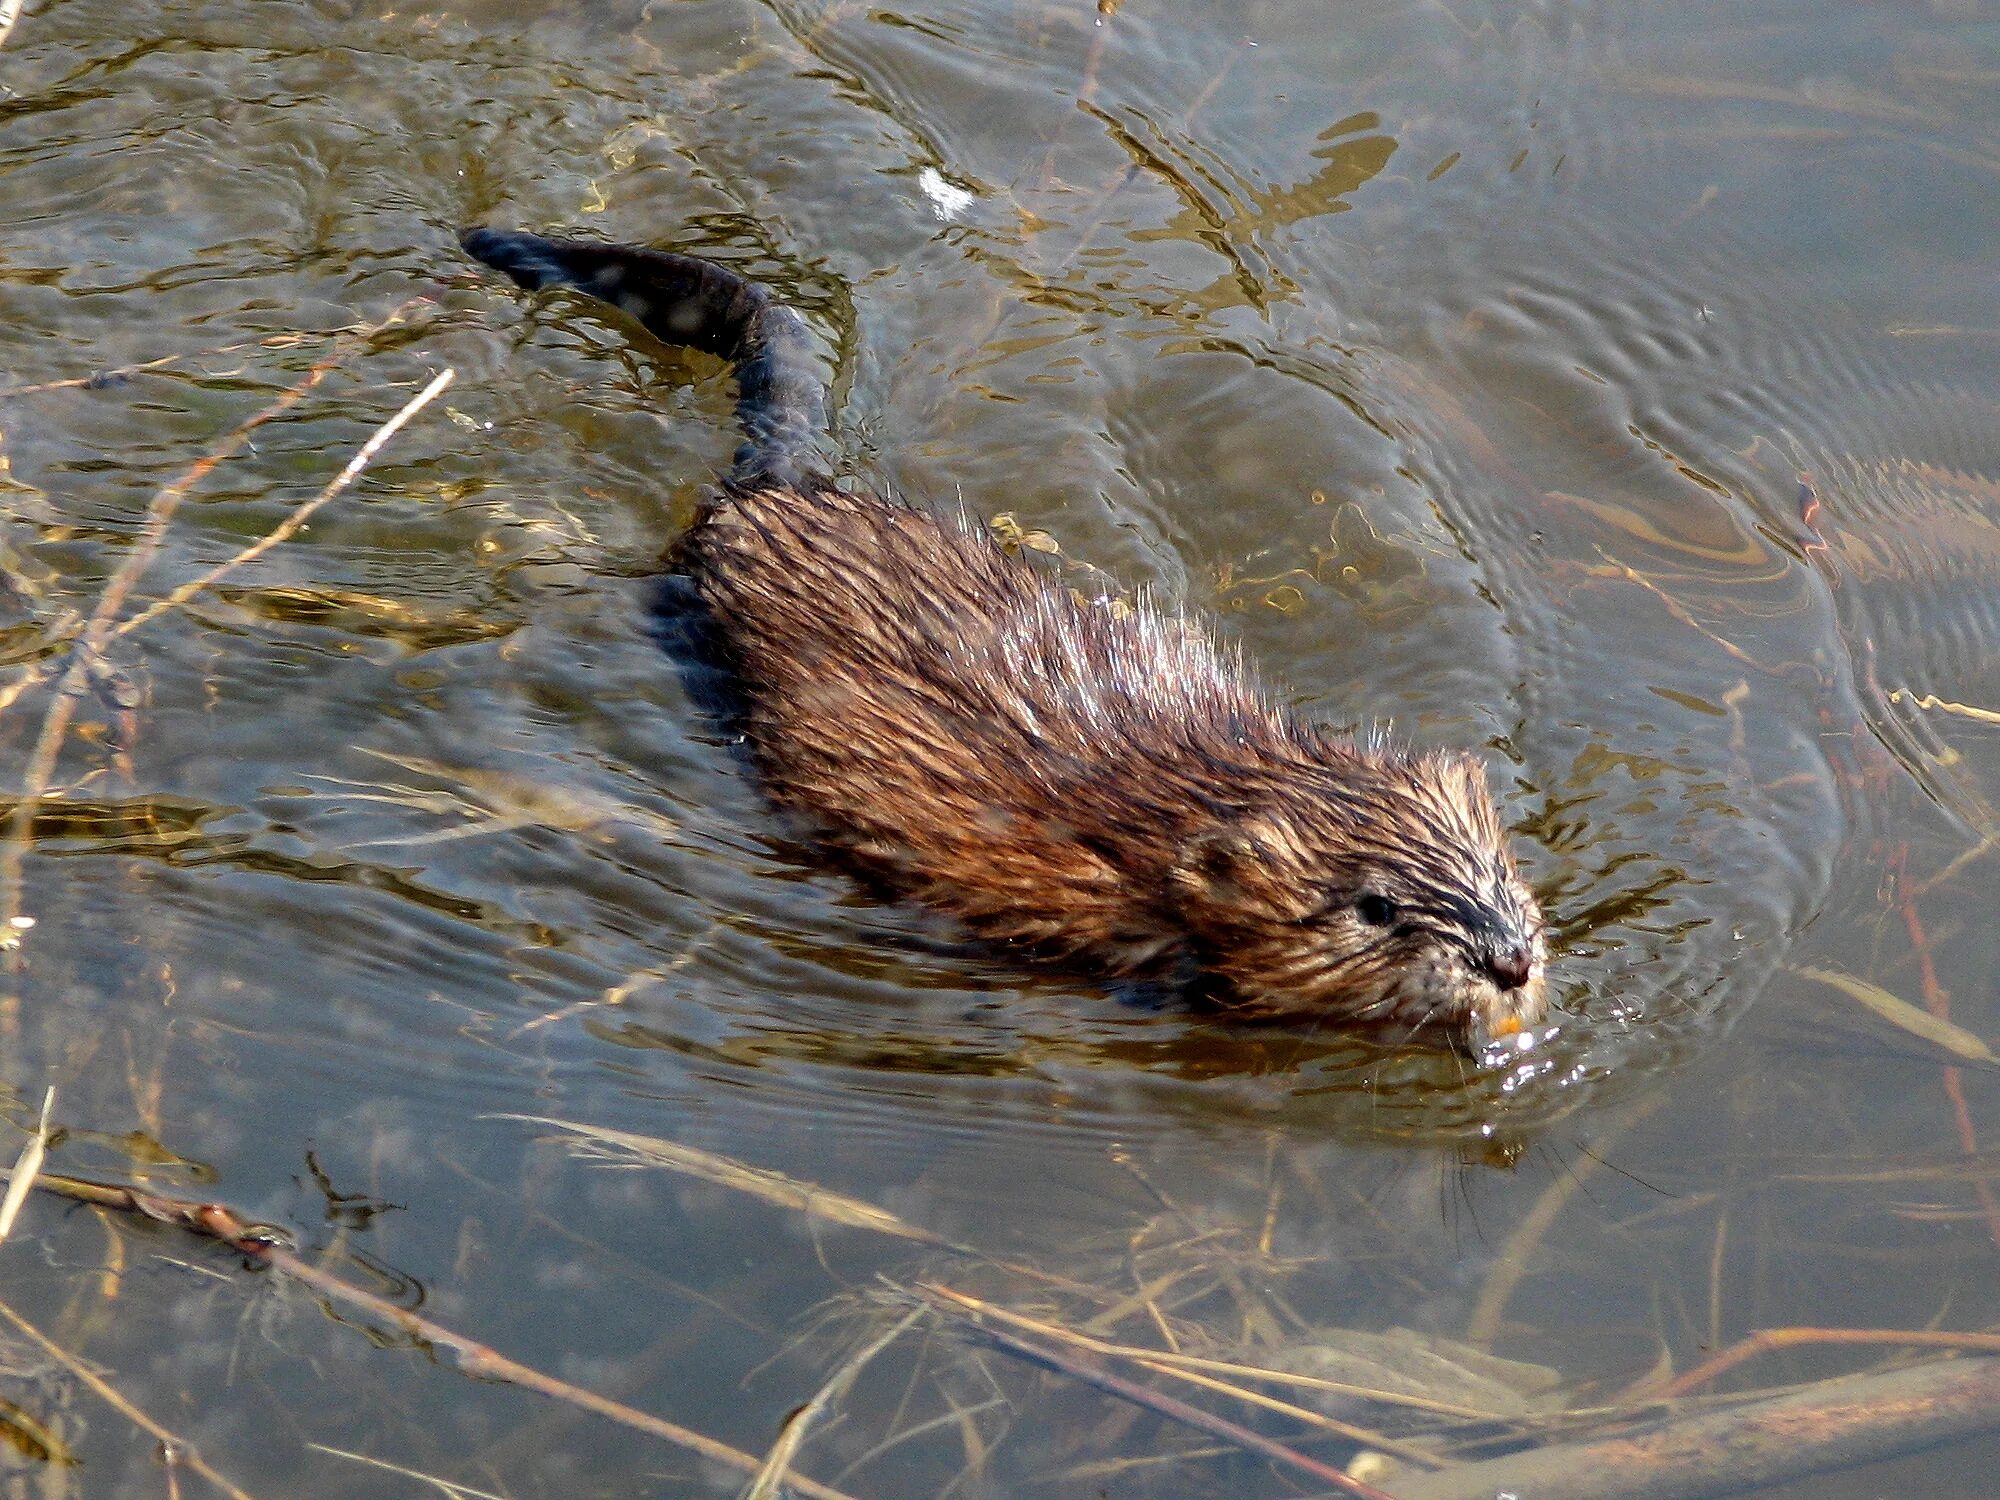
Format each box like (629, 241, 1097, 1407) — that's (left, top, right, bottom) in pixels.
(3, 1167, 866, 1500)
(0, 331, 323, 400)
(112, 368, 455, 640)
(1466, 1092, 1660, 1349)
(1794, 964, 1996, 1063)
(827, 1397, 1010, 1487)
(308, 1444, 512, 1500)
(918, 1280, 1460, 1462)
(744, 1309, 920, 1500)
(0, 1291, 257, 1500)
(0, 299, 433, 950)
(908, 1281, 1401, 1500)
(494, 1116, 1084, 1293)
(0, 0, 25, 51)
(495, 1113, 965, 1250)
(0, 1086, 53, 1243)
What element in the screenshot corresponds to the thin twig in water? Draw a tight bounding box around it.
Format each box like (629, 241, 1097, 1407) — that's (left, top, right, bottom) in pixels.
(745, 1309, 921, 1500)
(1, 1167, 864, 1500)
(1912, 833, 1999, 899)
(113, 367, 455, 640)
(0, 331, 321, 400)
(1466, 1094, 1661, 1349)
(308, 1444, 512, 1500)
(830, 1397, 1009, 1486)
(0, 299, 428, 953)
(0, 1086, 53, 1243)
(1645, 1326, 2000, 1401)
(0, 1292, 258, 1500)
(921, 1280, 1473, 1444)
(499, 1113, 962, 1249)
(1894, 848, 2000, 1250)
(911, 1283, 1401, 1499)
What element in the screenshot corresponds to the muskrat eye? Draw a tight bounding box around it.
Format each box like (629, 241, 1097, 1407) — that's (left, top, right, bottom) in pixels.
(1355, 893, 1398, 927)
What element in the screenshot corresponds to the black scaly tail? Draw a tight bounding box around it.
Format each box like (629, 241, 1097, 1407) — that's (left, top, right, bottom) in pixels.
(460, 228, 827, 488)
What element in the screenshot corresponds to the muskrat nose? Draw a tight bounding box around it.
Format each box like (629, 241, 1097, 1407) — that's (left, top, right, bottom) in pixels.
(1484, 946, 1535, 992)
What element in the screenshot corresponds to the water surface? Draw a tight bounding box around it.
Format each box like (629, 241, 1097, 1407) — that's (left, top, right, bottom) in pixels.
(1, 0, 1997, 1494)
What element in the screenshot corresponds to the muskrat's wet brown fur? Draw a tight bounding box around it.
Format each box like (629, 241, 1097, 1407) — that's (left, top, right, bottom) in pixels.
(464, 228, 1548, 1051)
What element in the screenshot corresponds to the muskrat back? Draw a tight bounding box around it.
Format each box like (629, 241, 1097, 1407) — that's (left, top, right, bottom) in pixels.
(462, 227, 1548, 1053)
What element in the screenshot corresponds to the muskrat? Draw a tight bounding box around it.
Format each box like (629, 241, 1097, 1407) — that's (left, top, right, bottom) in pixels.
(462, 227, 1548, 1053)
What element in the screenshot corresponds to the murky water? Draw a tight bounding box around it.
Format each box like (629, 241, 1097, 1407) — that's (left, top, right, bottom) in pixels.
(1, 0, 1997, 1494)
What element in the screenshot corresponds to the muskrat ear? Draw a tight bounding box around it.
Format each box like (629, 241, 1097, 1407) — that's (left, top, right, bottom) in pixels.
(1170, 819, 1284, 902)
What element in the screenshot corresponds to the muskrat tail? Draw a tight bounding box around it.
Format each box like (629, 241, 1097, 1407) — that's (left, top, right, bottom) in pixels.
(460, 227, 827, 487)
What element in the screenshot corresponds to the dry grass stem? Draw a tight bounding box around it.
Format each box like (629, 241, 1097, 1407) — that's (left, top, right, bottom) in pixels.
(1603, 67, 1933, 127)
(497, 1113, 963, 1249)
(1587, 546, 1764, 669)
(921, 1280, 1496, 1422)
(830, 1397, 1008, 1486)
(1706, 1210, 1728, 1358)
(1, 298, 429, 943)
(0, 331, 323, 399)
(745, 1309, 921, 1500)
(53, 300, 419, 656)
(1124, 1351, 1448, 1467)
(112, 367, 455, 641)
(1892, 868, 2000, 1249)
(915, 1283, 1401, 1499)
(1886, 687, 2000, 727)
(1467, 1095, 1660, 1348)
(0, 1086, 53, 1243)
(5, 1167, 864, 1500)
(1794, 964, 1995, 1062)
(1912, 834, 1999, 899)
(307, 1444, 512, 1500)
(0, 1292, 258, 1500)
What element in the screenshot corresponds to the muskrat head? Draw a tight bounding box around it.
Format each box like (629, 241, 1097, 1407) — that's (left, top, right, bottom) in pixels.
(1167, 747, 1547, 1054)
